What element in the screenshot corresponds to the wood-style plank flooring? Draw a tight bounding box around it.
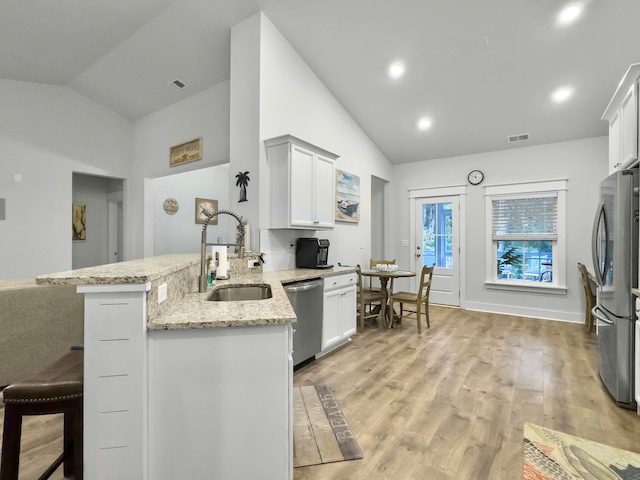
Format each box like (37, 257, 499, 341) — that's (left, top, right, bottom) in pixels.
(1, 306, 639, 479)
(292, 306, 640, 480)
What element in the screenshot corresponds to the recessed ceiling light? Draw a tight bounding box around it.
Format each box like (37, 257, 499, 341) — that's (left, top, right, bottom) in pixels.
(417, 117, 433, 130)
(557, 3, 583, 26)
(551, 86, 574, 103)
(388, 62, 405, 79)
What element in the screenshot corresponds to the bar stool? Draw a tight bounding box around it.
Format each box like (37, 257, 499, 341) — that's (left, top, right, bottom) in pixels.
(1, 350, 83, 480)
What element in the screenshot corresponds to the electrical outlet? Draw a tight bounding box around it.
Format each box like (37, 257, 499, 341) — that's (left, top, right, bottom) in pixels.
(158, 283, 168, 304)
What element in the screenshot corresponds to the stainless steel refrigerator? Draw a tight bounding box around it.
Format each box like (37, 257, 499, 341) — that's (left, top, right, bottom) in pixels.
(591, 168, 638, 409)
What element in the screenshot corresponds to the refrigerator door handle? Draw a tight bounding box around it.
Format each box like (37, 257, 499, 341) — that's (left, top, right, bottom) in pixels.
(591, 201, 607, 286)
(591, 305, 614, 325)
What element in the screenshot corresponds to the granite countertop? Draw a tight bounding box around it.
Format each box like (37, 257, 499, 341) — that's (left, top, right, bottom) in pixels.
(35, 254, 201, 286)
(34, 253, 356, 330)
(149, 266, 356, 330)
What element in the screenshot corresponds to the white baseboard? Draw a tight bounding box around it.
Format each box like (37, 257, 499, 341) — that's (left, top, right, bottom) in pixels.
(462, 301, 584, 324)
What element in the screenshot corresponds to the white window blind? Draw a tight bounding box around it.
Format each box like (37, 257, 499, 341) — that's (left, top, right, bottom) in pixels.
(492, 195, 557, 241)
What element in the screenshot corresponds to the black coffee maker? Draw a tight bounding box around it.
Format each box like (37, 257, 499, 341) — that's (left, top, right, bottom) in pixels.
(295, 238, 332, 269)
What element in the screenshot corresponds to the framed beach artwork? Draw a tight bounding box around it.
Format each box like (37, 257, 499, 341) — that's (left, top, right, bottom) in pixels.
(195, 198, 218, 224)
(335, 169, 360, 223)
(72, 203, 86, 240)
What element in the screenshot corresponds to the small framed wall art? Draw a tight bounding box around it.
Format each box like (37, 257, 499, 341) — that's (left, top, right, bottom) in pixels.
(195, 198, 218, 224)
(170, 138, 203, 167)
(72, 203, 86, 240)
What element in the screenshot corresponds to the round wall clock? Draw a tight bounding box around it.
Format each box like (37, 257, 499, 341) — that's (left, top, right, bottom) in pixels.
(163, 198, 179, 215)
(467, 170, 484, 185)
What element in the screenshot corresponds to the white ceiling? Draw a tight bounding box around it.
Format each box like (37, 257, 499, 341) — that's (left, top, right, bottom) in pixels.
(2, 0, 639, 164)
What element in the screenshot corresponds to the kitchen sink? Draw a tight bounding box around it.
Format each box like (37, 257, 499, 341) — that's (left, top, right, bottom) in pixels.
(207, 284, 272, 301)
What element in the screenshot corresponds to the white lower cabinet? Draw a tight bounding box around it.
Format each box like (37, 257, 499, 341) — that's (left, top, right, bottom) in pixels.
(148, 324, 293, 480)
(321, 273, 357, 354)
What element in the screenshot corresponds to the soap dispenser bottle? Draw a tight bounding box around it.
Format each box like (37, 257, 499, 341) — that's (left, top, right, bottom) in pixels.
(207, 257, 216, 286)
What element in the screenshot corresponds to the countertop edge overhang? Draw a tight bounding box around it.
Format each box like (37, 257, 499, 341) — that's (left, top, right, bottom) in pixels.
(35, 254, 357, 330)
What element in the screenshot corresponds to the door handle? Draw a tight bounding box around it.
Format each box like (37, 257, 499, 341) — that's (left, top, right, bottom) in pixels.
(591, 306, 614, 325)
(591, 201, 607, 286)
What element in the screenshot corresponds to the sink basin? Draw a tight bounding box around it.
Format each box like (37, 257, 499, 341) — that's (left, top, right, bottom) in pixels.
(207, 284, 273, 301)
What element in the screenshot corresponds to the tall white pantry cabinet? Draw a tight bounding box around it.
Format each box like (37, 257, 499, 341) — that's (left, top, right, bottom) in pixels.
(265, 135, 338, 230)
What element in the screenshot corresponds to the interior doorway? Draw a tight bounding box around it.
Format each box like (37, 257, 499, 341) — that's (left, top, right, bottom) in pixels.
(72, 173, 124, 269)
(371, 175, 387, 260)
(107, 190, 123, 263)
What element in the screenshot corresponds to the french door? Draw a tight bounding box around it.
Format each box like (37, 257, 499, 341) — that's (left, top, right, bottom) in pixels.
(415, 196, 460, 306)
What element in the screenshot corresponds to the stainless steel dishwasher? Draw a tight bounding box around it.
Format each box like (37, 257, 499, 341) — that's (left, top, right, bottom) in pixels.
(284, 278, 323, 367)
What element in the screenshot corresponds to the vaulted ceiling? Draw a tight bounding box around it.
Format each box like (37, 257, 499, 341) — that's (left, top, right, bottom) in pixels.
(2, 0, 639, 163)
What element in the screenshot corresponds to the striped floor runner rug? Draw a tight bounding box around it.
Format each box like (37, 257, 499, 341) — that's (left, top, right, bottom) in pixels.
(523, 422, 640, 479)
(293, 385, 363, 468)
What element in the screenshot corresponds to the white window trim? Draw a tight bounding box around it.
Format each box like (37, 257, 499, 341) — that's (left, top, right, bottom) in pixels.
(484, 179, 568, 294)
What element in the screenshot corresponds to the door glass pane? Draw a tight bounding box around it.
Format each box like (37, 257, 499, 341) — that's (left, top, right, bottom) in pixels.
(422, 202, 452, 269)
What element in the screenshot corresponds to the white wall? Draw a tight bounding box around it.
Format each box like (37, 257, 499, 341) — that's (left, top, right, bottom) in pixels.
(230, 14, 261, 252)
(0, 79, 132, 280)
(391, 136, 609, 322)
(131, 82, 232, 258)
(230, 13, 394, 271)
(152, 165, 231, 255)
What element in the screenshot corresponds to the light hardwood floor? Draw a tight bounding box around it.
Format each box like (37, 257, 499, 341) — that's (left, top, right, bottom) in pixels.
(292, 306, 640, 480)
(1, 306, 639, 479)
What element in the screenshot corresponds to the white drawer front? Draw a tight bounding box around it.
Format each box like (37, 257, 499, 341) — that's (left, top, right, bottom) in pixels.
(324, 273, 357, 291)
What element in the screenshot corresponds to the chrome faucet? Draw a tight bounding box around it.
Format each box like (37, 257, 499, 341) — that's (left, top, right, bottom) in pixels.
(199, 209, 246, 293)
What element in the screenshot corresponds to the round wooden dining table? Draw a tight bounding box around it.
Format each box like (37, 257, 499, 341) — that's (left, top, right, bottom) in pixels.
(360, 269, 416, 328)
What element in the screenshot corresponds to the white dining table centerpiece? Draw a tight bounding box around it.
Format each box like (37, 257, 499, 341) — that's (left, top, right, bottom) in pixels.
(375, 264, 398, 272)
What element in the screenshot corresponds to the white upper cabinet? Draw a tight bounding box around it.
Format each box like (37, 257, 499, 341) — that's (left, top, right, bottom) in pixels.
(265, 135, 338, 230)
(603, 64, 640, 174)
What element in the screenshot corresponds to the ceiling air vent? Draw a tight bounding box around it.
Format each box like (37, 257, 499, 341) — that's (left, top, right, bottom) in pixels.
(168, 79, 187, 91)
(507, 133, 530, 143)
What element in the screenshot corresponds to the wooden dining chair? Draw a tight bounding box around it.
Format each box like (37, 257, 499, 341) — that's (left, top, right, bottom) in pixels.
(577, 262, 596, 332)
(366, 259, 396, 294)
(356, 265, 386, 332)
(389, 265, 434, 334)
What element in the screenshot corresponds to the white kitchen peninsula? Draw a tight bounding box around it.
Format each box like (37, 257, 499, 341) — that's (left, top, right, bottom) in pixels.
(36, 254, 354, 480)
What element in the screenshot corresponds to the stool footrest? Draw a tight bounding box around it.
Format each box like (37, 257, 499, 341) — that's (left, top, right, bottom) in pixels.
(37, 451, 64, 480)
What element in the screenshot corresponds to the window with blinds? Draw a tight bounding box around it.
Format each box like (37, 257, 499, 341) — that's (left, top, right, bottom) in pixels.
(492, 195, 558, 241)
(485, 179, 566, 290)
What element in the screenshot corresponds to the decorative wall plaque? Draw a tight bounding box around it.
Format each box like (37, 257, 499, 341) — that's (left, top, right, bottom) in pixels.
(170, 138, 203, 167)
(163, 198, 179, 215)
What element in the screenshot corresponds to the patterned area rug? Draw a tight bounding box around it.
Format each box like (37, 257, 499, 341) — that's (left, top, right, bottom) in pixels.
(523, 423, 640, 479)
(293, 385, 363, 468)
